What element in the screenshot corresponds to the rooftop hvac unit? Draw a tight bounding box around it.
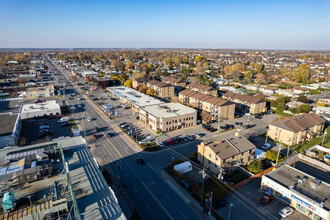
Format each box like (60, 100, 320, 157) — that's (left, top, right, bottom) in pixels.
(310, 179, 322, 189)
(298, 177, 307, 184)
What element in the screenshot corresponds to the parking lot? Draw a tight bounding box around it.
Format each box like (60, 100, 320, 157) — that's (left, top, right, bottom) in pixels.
(216, 179, 307, 220)
(81, 87, 280, 150)
(20, 117, 74, 146)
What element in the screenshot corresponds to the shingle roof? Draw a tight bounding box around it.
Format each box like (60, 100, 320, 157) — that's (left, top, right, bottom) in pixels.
(187, 82, 216, 92)
(147, 80, 172, 88)
(179, 89, 234, 107)
(222, 91, 265, 104)
(162, 77, 186, 84)
(205, 136, 255, 160)
(271, 113, 326, 132)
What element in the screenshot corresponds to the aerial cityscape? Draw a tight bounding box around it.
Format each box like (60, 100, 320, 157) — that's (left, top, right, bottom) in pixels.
(0, 0, 330, 220)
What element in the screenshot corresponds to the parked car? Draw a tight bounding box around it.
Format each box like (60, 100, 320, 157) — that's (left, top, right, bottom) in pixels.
(260, 195, 273, 205)
(95, 126, 100, 132)
(34, 99, 42, 104)
(92, 134, 98, 139)
(87, 117, 92, 122)
(226, 124, 235, 129)
(107, 133, 113, 137)
(136, 158, 145, 164)
(61, 122, 72, 127)
(158, 142, 165, 148)
(261, 143, 271, 150)
(39, 125, 50, 130)
(183, 137, 189, 142)
(38, 131, 51, 138)
(235, 122, 243, 126)
(209, 127, 218, 132)
(167, 139, 175, 145)
(279, 207, 294, 218)
(220, 126, 228, 130)
(163, 141, 170, 146)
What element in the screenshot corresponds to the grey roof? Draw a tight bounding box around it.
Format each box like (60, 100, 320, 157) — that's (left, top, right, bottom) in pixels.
(0, 114, 18, 136)
(266, 165, 330, 211)
(205, 136, 255, 160)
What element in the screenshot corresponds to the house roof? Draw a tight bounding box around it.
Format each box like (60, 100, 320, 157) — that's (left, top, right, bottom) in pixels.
(187, 82, 216, 92)
(162, 77, 186, 84)
(271, 113, 326, 132)
(205, 136, 255, 160)
(222, 91, 266, 104)
(179, 89, 234, 107)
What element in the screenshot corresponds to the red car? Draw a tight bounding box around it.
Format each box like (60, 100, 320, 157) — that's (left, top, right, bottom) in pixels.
(167, 139, 175, 145)
(260, 195, 273, 205)
(92, 134, 98, 139)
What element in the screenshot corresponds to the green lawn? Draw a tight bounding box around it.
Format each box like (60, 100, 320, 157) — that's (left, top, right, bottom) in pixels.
(225, 170, 250, 185)
(295, 126, 330, 152)
(69, 119, 78, 129)
(272, 109, 293, 117)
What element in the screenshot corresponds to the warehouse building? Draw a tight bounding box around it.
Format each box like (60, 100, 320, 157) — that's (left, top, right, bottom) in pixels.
(139, 103, 197, 133)
(20, 100, 61, 119)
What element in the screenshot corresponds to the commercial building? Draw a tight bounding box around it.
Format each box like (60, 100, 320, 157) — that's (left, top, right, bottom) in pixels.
(179, 89, 235, 119)
(0, 113, 21, 148)
(261, 165, 330, 220)
(139, 103, 197, 133)
(107, 86, 164, 110)
(20, 100, 61, 119)
(0, 136, 126, 219)
(186, 82, 218, 97)
(146, 80, 175, 99)
(222, 91, 267, 114)
(267, 113, 325, 146)
(91, 77, 120, 89)
(25, 85, 55, 99)
(197, 136, 255, 174)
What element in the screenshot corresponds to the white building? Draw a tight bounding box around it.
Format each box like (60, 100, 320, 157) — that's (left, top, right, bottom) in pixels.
(20, 100, 61, 119)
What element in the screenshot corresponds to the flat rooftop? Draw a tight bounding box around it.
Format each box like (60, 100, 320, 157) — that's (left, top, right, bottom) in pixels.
(0, 113, 18, 136)
(266, 165, 330, 211)
(20, 100, 60, 114)
(141, 103, 196, 118)
(0, 136, 125, 219)
(108, 86, 164, 108)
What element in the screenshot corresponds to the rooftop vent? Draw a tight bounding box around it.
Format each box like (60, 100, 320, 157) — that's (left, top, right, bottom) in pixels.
(310, 179, 322, 189)
(298, 177, 307, 184)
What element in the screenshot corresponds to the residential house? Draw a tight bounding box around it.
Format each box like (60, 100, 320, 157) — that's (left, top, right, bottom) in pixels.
(197, 136, 256, 174)
(267, 113, 325, 145)
(162, 77, 186, 87)
(259, 86, 277, 95)
(292, 87, 310, 95)
(222, 92, 267, 114)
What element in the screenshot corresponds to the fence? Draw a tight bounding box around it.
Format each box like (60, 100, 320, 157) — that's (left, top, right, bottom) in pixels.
(232, 166, 277, 189)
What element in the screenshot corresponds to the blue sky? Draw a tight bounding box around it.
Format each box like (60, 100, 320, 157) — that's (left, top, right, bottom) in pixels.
(0, 0, 329, 49)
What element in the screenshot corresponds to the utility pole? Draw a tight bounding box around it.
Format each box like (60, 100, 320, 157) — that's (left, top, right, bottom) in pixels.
(286, 138, 291, 158)
(322, 130, 327, 146)
(209, 192, 213, 215)
(227, 203, 233, 220)
(276, 145, 281, 165)
(200, 167, 207, 205)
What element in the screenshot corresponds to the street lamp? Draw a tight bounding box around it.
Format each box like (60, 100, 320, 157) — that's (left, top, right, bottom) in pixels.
(227, 203, 234, 220)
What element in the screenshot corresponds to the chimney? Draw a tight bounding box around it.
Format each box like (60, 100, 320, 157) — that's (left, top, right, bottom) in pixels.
(199, 142, 206, 164)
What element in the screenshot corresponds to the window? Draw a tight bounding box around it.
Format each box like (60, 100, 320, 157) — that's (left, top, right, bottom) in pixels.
(209, 153, 212, 158)
(216, 157, 218, 161)
(208, 161, 211, 164)
(241, 152, 244, 156)
(232, 156, 234, 159)
(215, 165, 218, 168)
(223, 159, 226, 163)
(275, 132, 278, 136)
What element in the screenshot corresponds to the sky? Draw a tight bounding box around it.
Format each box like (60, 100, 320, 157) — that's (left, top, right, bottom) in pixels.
(0, 0, 330, 50)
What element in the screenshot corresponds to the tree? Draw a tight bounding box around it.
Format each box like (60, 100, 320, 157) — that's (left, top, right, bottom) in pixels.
(189, 152, 197, 161)
(299, 104, 311, 113)
(265, 150, 281, 162)
(247, 160, 263, 174)
(201, 111, 212, 124)
(276, 102, 286, 112)
(139, 85, 148, 94)
(232, 63, 245, 72)
(293, 64, 311, 83)
(124, 79, 132, 88)
(224, 65, 232, 75)
(148, 88, 155, 96)
(18, 78, 26, 85)
(297, 96, 308, 103)
(125, 61, 134, 71)
(255, 73, 265, 84)
(244, 70, 254, 80)
(119, 73, 128, 84)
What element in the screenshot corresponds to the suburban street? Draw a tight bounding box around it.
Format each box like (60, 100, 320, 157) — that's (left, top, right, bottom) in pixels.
(44, 55, 205, 220)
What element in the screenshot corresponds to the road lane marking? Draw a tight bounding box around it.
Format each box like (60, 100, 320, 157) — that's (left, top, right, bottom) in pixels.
(146, 203, 151, 211)
(142, 182, 174, 220)
(180, 212, 188, 220)
(164, 195, 171, 201)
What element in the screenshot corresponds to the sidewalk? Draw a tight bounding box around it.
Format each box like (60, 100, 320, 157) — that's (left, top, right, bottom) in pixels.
(161, 170, 216, 220)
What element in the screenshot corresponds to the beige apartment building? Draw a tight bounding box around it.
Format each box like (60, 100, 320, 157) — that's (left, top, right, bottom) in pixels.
(162, 77, 186, 87)
(146, 80, 175, 99)
(179, 89, 235, 119)
(139, 103, 197, 133)
(186, 82, 218, 97)
(222, 91, 267, 114)
(25, 85, 55, 99)
(132, 78, 147, 89)
(267, 113, 325, 146)
(197, 136, 256, 174)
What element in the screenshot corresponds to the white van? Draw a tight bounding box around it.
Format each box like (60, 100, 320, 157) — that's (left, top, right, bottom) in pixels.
(58, 116, 69, 123)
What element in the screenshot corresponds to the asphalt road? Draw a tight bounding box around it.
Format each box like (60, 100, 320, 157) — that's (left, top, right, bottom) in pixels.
(43, 55, 203, 220)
